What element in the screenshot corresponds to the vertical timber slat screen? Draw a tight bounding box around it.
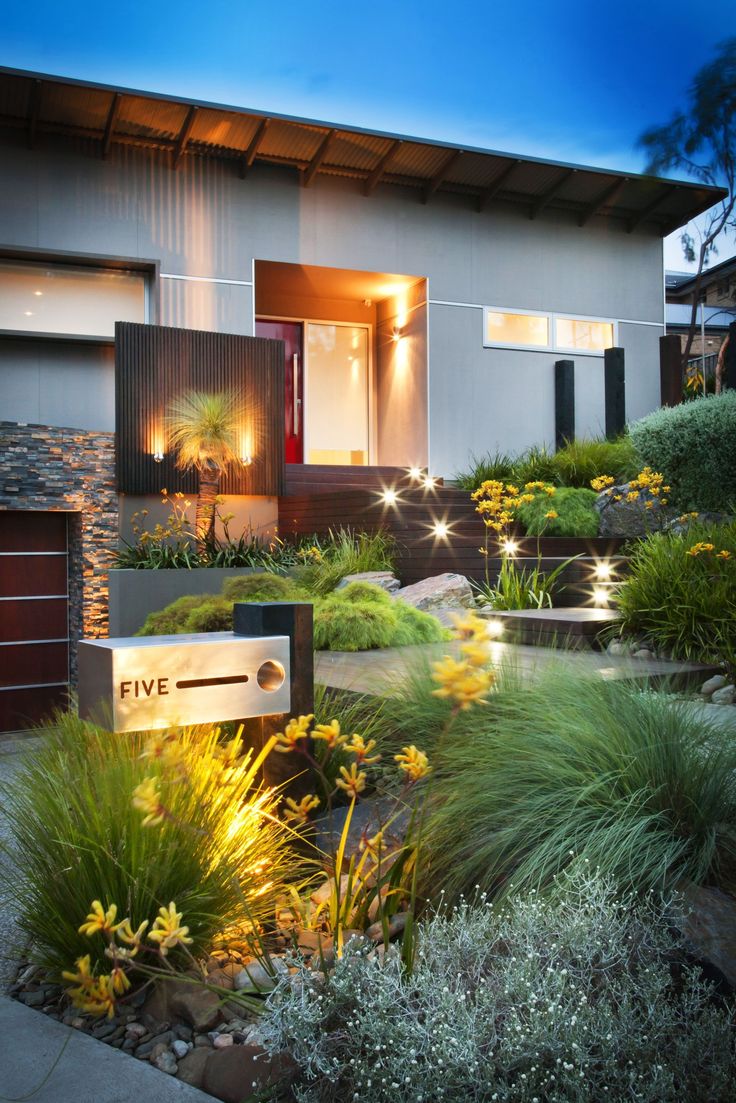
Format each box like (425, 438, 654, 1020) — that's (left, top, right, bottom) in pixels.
(115, 322, 285, 495)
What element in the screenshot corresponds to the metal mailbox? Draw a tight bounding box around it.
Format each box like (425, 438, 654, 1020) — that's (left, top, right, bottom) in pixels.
(78, 631, 291, 732)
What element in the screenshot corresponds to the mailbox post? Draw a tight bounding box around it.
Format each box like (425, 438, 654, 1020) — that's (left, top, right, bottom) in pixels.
(77, 601, 315, 798)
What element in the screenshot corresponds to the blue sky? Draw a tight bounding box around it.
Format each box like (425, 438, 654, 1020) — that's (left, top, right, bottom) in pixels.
(2, 0, 735, 267)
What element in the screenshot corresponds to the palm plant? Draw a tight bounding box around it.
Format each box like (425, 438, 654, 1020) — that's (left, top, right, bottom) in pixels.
(165, 390, 243, 548)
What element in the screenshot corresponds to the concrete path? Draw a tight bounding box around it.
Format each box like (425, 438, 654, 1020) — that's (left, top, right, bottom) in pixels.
(0, 734, 41, 993)
(0, 996, 215, 1102)
(315, 638, 716, 697)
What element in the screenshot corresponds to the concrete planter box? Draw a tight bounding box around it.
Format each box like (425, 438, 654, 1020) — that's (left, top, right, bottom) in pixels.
(107, 568, 264, 637)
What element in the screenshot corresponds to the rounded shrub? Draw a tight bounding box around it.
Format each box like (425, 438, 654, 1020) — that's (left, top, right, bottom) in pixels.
(516, 485, 599, 537)
(313, 597, 398, 652)
(628, 391, 736, 511)
(135, 593, 204, 636)
(222, 572, 305, 602)
(392, 599, 448, 645)
(183, 596, 234, 633)
(334, 580, 393, 604)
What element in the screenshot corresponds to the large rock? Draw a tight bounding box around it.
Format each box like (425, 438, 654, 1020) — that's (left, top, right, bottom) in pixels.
(201, 1043, 298, 1103)
(595, 483, 675, 538)
(336, 571, 400, 593)
(678, 882, 736, 987)
(664, 511, 734, 535)
(147, 978, 223, 1033)
(393, 572, 474, 611)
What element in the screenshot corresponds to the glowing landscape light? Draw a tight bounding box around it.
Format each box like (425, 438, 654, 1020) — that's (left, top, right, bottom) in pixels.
(593, 560, 612, 580)
(501, 539, 519, 556)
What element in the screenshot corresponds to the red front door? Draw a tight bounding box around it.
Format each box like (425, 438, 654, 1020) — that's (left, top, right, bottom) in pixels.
(256, 320, 303, 463)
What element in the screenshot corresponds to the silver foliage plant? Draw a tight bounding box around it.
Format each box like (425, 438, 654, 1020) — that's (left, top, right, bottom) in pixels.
(260, 872, 735, 1103)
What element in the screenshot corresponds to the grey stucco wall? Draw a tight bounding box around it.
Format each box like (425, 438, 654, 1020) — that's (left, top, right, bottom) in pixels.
(0, 137, 665, 472)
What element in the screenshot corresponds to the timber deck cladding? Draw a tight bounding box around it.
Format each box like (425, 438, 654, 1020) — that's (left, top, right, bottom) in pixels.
(277, 485, 627, 591)
(115, 322, 285, 496)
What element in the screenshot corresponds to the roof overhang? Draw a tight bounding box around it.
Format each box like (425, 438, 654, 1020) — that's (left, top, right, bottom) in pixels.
(0, 67, 726, 236)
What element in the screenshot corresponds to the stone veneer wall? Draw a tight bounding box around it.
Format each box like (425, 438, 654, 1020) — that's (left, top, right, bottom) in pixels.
(0, 422, 117, 683)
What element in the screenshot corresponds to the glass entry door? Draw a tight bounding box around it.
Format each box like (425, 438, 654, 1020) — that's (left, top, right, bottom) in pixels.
(305, 323, 369, 466)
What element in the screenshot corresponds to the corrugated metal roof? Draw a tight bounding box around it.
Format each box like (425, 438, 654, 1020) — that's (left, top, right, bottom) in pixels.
(0, 66, 725, 234)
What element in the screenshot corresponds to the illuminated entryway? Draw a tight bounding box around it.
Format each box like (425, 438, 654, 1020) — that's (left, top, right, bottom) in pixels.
(255, 260, 428, 469)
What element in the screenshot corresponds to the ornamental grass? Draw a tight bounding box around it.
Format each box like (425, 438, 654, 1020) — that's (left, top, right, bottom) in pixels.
(423, 665, 736, 905)
(1, 714, 296, 974)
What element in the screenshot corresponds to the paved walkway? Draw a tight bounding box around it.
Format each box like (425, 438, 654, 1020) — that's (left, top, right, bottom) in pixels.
(315, 639, 716, 697)
(0, 996, 214, 1102)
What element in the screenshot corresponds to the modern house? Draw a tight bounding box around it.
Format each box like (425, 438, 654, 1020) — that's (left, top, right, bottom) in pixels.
(0, 66, 725, 731)
(666, 256, 736, 369)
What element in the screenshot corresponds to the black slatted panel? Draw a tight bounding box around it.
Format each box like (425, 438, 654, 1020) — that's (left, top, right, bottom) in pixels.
(115, 322, 285, 495)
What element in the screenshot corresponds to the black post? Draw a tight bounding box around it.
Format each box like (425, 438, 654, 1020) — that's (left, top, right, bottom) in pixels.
(233, 601, 315, 796)
(659, 334, 683, 407)
(604, 347, 625, 438)
(554, 359, 575, 449)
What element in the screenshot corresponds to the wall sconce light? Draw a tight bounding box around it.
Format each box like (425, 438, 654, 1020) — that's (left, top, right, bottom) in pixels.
(392, 326, 402, 343)
(241, 455, 253, 467)
(153, 450, 165, 463)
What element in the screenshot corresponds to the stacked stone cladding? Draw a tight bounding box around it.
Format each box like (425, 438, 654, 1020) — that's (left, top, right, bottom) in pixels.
(0, 422, 117, 683)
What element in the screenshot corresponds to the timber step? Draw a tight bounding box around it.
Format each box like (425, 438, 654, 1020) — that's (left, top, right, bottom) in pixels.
(489, 607, 620, 650)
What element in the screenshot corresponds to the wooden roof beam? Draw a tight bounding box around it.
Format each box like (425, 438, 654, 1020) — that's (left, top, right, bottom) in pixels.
(578, 177, 628, 227)
(102, 92, 122, 158)
(422, 148, 464, 204)
(301, 128, 338, 187)
(27, 79, 42, 149)
(364, 138, 403, 196)
(627, 185, 678, 233)
(476, 159, 521, 212)
(530, 168, 577, 219)
(172, 105, 198, 169)
(239, 117, 271, 179)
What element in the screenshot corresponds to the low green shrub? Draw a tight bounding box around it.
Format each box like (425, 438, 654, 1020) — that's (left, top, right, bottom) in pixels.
(182, 596, 234, 632)
(516, 485, 599, 537)
(313, 596, 398, 651)
(550, 435, 639, 487)
(629, 391, 736, 511)
(334, 580, 394, 604)
(0, 715, 294, 974)
(424, 666, 736, 904)
(615, 520, 736, 665)
(261, 871, 736, 1103)
(134, 593, 204, 635)
(222, 573, 307, 602)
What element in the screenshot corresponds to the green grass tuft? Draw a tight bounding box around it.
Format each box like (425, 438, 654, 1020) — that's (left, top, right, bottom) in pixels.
(517, 486, 599, 537)
(550, 435, 639, 487)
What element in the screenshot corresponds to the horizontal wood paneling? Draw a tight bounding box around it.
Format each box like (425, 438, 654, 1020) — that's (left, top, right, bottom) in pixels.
(0, 685, 68, 731)
(0, 511, 68, 552)
(0, 597, 68, 642)
(278, 486, 627, 595)
(115, 322, 285, 496)
(0, 556, 67, 597)
(0, 641, 69, 687)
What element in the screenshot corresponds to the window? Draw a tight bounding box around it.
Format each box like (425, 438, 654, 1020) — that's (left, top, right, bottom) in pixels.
(0, 260, 147, 338)
(485, 310, 549, 348)
(555, 317, 614, 352)
(483, 307, 615, 355)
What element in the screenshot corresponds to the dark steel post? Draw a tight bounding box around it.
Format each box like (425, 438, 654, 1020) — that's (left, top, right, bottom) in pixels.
(604, 347, 626, 438)
(554, 359, 575, 449)
(659, 334, 683, 407)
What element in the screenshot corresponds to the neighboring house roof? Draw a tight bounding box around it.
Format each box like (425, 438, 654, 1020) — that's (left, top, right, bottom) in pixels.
(667, 254, 736, 300)
(666, 303, 736, 329)
(0, 66, 725, 236)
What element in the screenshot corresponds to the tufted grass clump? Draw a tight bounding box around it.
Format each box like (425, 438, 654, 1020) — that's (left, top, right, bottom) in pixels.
(550, 435, 639, 487)
(516, 485, 599, 537)
(0, 713, 296, 974)
(260, 870, 736, 1102)
(423, 666, 736, 905)
(615, 520, 736, 665)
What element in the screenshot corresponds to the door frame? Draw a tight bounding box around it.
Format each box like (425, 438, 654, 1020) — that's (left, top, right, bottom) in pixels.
(256, 314, 375, 465)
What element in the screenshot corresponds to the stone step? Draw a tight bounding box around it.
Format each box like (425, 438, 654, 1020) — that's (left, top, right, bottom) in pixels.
(487, 607, 620, 650)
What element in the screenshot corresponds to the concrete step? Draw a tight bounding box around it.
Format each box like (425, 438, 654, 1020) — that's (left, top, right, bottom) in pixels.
(488, 607, 619, 650)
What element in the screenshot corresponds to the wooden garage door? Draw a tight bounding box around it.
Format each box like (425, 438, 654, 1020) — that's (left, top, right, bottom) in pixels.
(0, 512, 69, 733)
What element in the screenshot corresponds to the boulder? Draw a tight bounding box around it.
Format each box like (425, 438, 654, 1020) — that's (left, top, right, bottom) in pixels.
(664, 511, 734, 535)
(595, 482, 676, 538)
(393, 572, 474, 611)
(176, 1046, 211, 1089)
(167, 980, 223, 1033)
(336, 571, 400, 593)
(712, 684, 735, 706)
(233, 956, 288, 993)
(678, 882, 736, 987)
(201, 1044, 298, 1103)
(701, 674, 728, 697)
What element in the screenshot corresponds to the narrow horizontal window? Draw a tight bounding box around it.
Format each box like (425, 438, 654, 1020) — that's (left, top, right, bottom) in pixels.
(555, 317, 613, 351)
(0, 260, 146, 338)
(485, 310, 549, 348)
